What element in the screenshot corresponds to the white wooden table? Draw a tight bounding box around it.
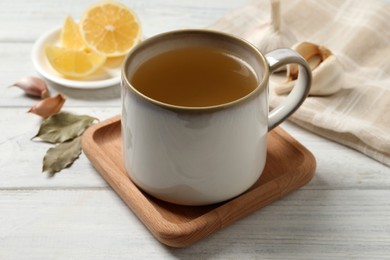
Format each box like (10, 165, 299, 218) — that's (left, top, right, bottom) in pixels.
(1, 1, 389, 259)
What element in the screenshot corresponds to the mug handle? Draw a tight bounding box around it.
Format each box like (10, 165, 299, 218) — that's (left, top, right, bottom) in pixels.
(265, 49, 312, 131)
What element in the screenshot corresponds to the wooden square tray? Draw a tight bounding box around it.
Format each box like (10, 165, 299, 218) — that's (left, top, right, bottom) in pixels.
(82, 115, 316, 247)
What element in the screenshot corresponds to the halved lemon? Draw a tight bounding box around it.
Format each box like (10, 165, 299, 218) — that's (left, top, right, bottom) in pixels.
(45, 45, 106, 78)
(60, 16, 86, 50)
(79, 1, 141, 57)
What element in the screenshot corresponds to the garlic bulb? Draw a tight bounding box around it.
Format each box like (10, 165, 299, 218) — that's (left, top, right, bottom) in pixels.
(275, 42, 343, 96)
(244, 0, 297, 55)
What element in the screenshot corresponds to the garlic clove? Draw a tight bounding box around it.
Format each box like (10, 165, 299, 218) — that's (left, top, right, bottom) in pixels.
(11, 76, 49, 98)
(307, 55, 322, 71)
(274, 80, 294, 95)
(287, 42, 326, 80)
(244, 0, 297, 55)
(275, 42, 343, 96)
(28, 94, 66, 118)
(310, 55, 343, 96)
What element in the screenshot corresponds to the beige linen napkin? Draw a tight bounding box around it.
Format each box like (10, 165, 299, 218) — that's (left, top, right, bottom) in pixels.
(210, 0, 390, 166)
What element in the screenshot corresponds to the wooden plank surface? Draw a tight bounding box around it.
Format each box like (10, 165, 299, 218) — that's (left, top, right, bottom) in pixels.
(1, 189, 389, 259)
(0, 0, 389, 259)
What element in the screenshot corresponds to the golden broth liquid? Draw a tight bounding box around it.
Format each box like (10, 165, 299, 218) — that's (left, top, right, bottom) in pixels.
(131, 46, 258, 107)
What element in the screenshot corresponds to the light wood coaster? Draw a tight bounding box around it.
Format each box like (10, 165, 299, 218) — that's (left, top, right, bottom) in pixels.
(82, 115, 316, 247)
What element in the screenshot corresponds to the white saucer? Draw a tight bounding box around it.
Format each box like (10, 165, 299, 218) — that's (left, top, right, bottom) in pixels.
(31, 26, 123, 89)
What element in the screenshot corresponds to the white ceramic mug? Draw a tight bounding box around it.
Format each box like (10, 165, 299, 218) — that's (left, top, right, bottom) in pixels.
(121, 30, 311, 205)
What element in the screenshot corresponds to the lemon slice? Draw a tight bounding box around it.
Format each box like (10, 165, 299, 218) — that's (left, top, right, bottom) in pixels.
(45, 45, 106, 78)
(60, 16, 86, 50)
(79, 1, 141, 57)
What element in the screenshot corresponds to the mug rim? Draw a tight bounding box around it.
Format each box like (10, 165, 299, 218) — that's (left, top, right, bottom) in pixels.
(122, 29, 269, 112)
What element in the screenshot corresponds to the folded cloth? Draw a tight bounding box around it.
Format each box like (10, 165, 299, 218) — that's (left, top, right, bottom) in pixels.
(210, 0, 390, 166)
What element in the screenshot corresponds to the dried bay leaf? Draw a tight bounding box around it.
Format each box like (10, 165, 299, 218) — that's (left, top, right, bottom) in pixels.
(33, 112, 97, 144)
(43, 137, 82, 175)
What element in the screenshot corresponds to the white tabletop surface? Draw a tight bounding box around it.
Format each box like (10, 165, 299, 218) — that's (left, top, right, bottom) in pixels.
(1, 0, 389, 259)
